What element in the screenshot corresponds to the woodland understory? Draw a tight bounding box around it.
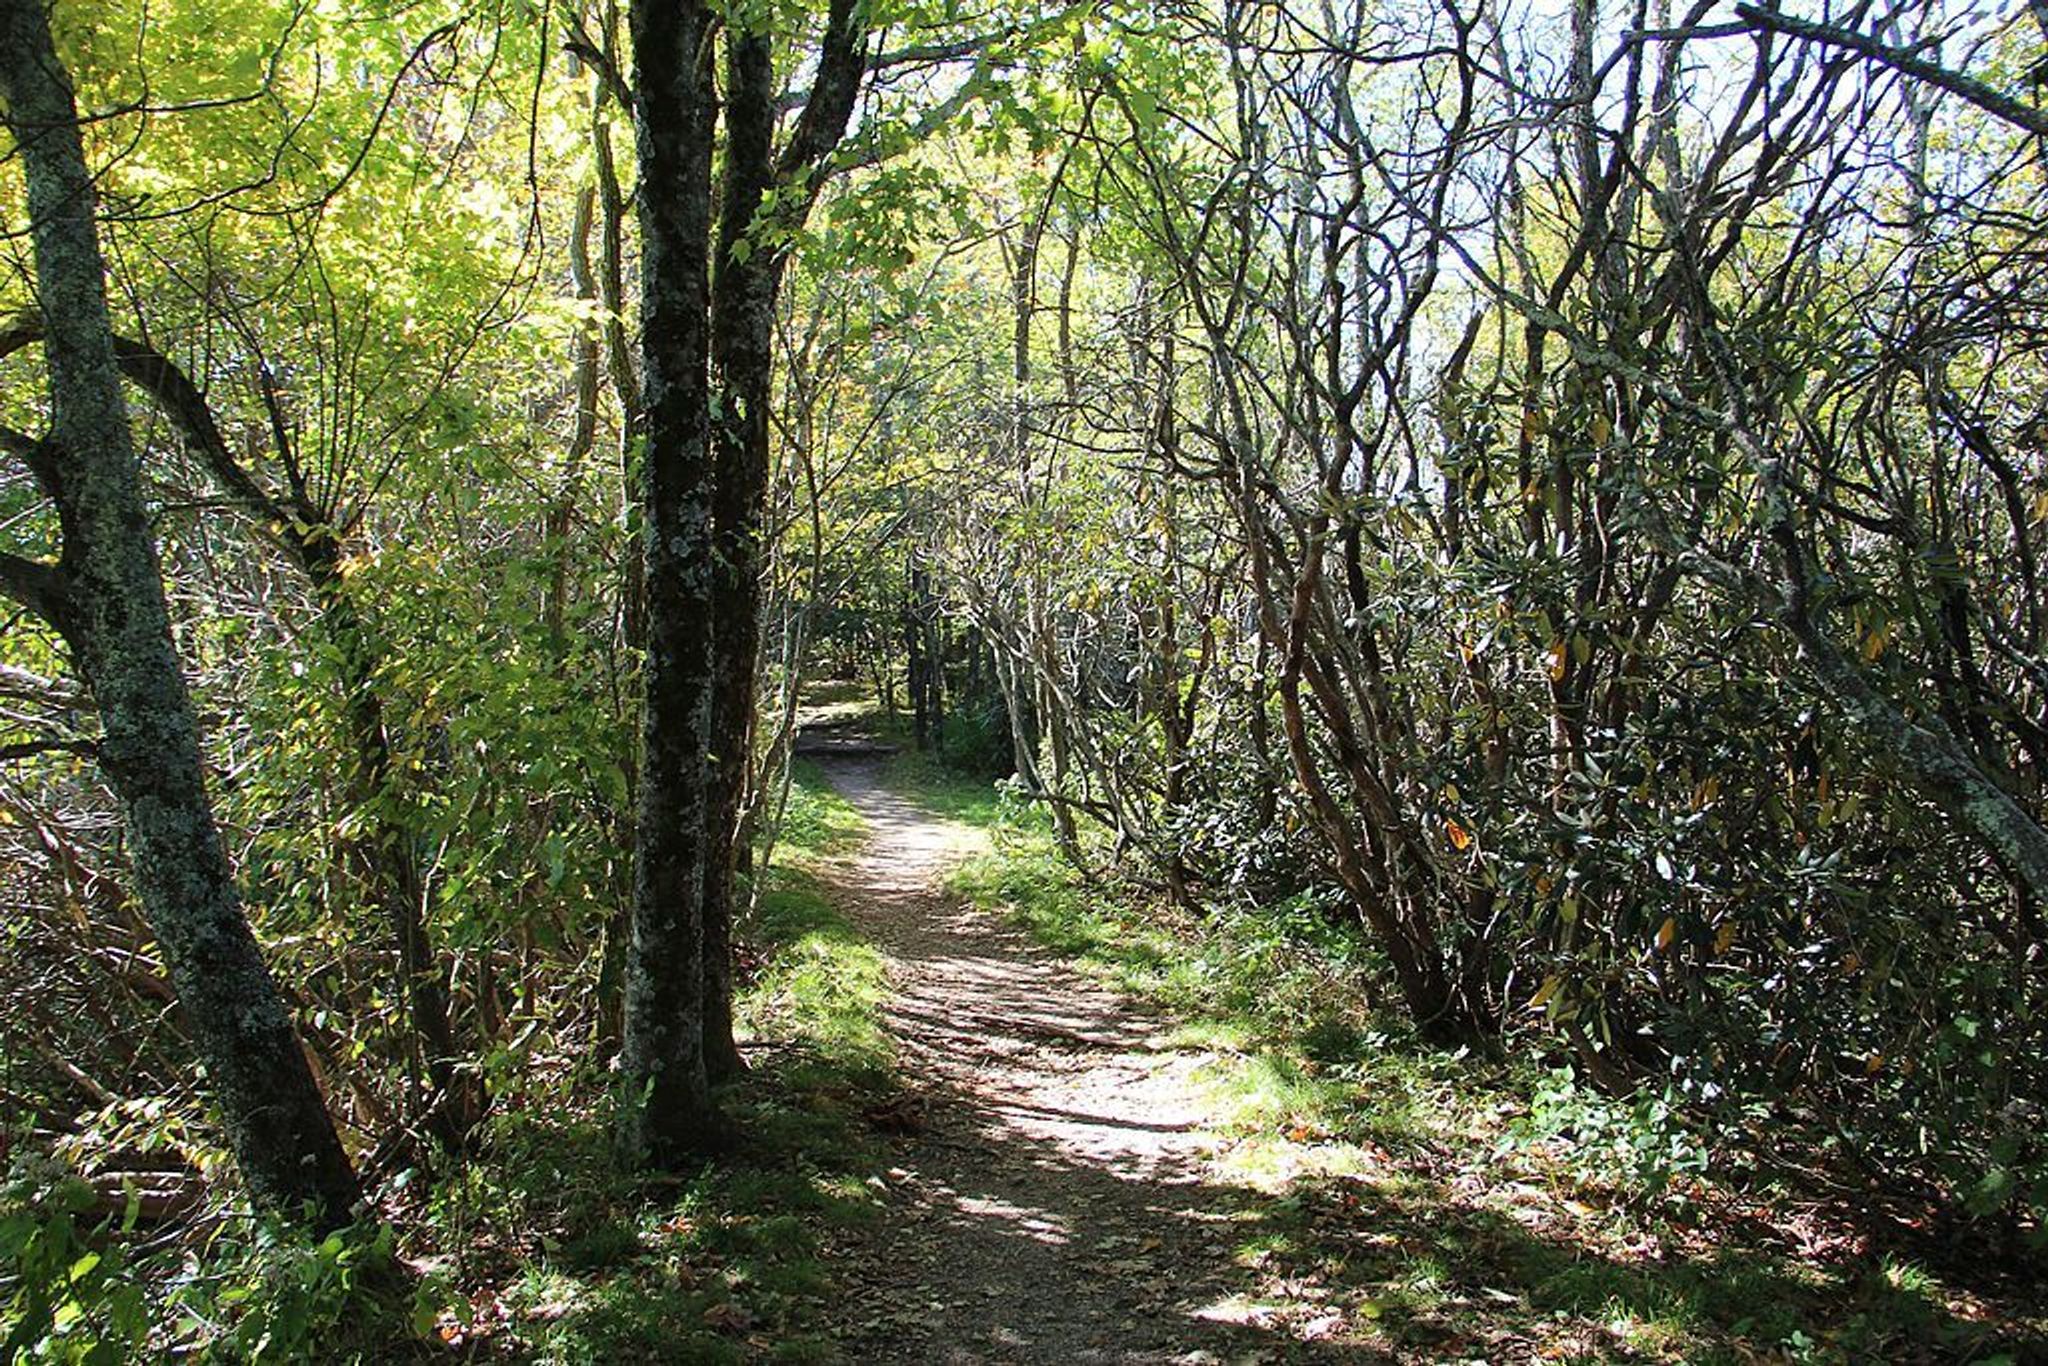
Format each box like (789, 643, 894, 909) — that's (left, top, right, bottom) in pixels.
(3, 0, 2047, 1359)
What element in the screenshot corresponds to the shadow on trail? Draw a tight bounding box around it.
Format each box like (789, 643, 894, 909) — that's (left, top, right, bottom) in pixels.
(816, 757, 2022, 1365)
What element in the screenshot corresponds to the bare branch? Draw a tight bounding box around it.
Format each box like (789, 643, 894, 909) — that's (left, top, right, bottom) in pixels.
(0, 737, 97, 761)
(1736, 3, 2048, 137)
(0, 662, 86, 709)
(3, 315, 293, 523)
(0, 551, 70, 632)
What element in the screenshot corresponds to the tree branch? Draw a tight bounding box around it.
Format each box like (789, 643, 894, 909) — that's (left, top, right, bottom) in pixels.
(775, 31, 1013, 114)
(561, 14, 632, 111)
(832, 73, 986, 176)
(1736, 3, 2048, 137)
(0, 661, 86, 709)
(0, 737, 97, 761)
(115, 339, 294, 522)
(777, 0, 870, 186)
(0, 551, 70, 633)
(0, 420, 62, 498)
(3, 315, 292, 523)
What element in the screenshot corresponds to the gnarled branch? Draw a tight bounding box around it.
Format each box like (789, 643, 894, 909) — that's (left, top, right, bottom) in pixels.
(1737, 3, 2048, 137)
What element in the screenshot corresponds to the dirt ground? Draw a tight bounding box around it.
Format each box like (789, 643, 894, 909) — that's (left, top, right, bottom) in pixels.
(817, 759, 1350, 1365)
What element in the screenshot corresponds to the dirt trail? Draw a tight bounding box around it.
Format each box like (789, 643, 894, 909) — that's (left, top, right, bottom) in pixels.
(819, 759, 1346, 1365)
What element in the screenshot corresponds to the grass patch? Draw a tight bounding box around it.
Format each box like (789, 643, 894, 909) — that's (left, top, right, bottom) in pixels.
(881, 747, 1018, 828)
(741, 866, 892, 1086)
(772, 759, 866, 857)
(416, 764, 890, 1363)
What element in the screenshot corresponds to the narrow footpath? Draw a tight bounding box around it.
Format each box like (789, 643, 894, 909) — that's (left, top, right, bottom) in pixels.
(817, 759, 1350, 1364)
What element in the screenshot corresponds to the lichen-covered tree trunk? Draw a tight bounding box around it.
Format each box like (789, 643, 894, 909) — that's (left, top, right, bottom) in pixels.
(615, 0, 721, 1164)
(617, 0, 870, 1151)
(701, 0, 869, 1084)
(699, 26, 777, 1087)
(0, 0, 358, 1227)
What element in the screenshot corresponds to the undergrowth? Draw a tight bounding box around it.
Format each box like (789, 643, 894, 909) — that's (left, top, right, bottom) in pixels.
(418, 766, 890, 1363)
(903, 757, 2046, 1365)
(2, 768, 892, 1364)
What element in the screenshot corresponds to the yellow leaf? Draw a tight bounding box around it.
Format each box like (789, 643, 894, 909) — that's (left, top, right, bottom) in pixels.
(1446, 818, 1472, 851)
(1529, 975, 1561, 1009)
(1547, 641, 1567, 682)
(1655, 917, 1677, 951)
(1713, 922, 1736, 955)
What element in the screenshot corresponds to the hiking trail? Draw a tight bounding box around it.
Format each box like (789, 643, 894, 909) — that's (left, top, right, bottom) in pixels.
(816, 758, 1349, 1364)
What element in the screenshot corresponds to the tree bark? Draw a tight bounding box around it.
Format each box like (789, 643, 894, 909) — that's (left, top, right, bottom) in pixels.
(618, 0, 872, 1142)
(701, 24, 778, 1087)
(0, 0, 358, 1227)
(617, 0, 721, 1164)
(700, 0, 870, 1083)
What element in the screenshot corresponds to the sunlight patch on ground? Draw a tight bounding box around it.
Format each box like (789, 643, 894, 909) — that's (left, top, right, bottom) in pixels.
(945, 1191, 1073, 1245)
(1188, 1292, 1290, 1329)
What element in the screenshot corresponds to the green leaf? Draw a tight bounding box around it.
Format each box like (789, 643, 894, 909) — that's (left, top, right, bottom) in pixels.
(1127, 87, 1160, 132)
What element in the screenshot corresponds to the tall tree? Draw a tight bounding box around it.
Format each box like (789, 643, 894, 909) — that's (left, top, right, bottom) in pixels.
(0, 0, 358, 1228)
(616, 0, 722, 1163)
(702, 0, 871, 1081)
(617, 0, 875, 1154)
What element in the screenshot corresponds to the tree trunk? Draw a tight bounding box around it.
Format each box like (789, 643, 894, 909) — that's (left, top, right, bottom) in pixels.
(618, 0, 871, 1138)
(700, 25, 777, 1087)
(0, 0, 358, 1227)
(616, 0, 721, 1164)
(700, 0, 869, 1082)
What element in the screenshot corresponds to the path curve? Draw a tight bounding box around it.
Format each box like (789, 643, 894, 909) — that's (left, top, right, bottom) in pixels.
(818, 759, 1349, 1365)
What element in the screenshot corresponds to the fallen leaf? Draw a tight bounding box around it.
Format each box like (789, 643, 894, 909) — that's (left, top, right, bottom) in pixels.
(701, 1302, 752, 1333)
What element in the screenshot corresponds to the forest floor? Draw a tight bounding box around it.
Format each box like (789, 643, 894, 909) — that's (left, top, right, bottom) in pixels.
(815, 757, 1336, 1363)
(782, 739, 2046, 1365)
(455, 731, 2042, 1362)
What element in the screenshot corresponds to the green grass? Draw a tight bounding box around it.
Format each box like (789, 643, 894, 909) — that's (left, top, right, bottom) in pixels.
(742, 866, 892, 1085)
(417, 764, 891, 1363)
(771, 759, 867, 857)
(881, 747, 1016, 827)
(891, 759, 2048, 1366)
